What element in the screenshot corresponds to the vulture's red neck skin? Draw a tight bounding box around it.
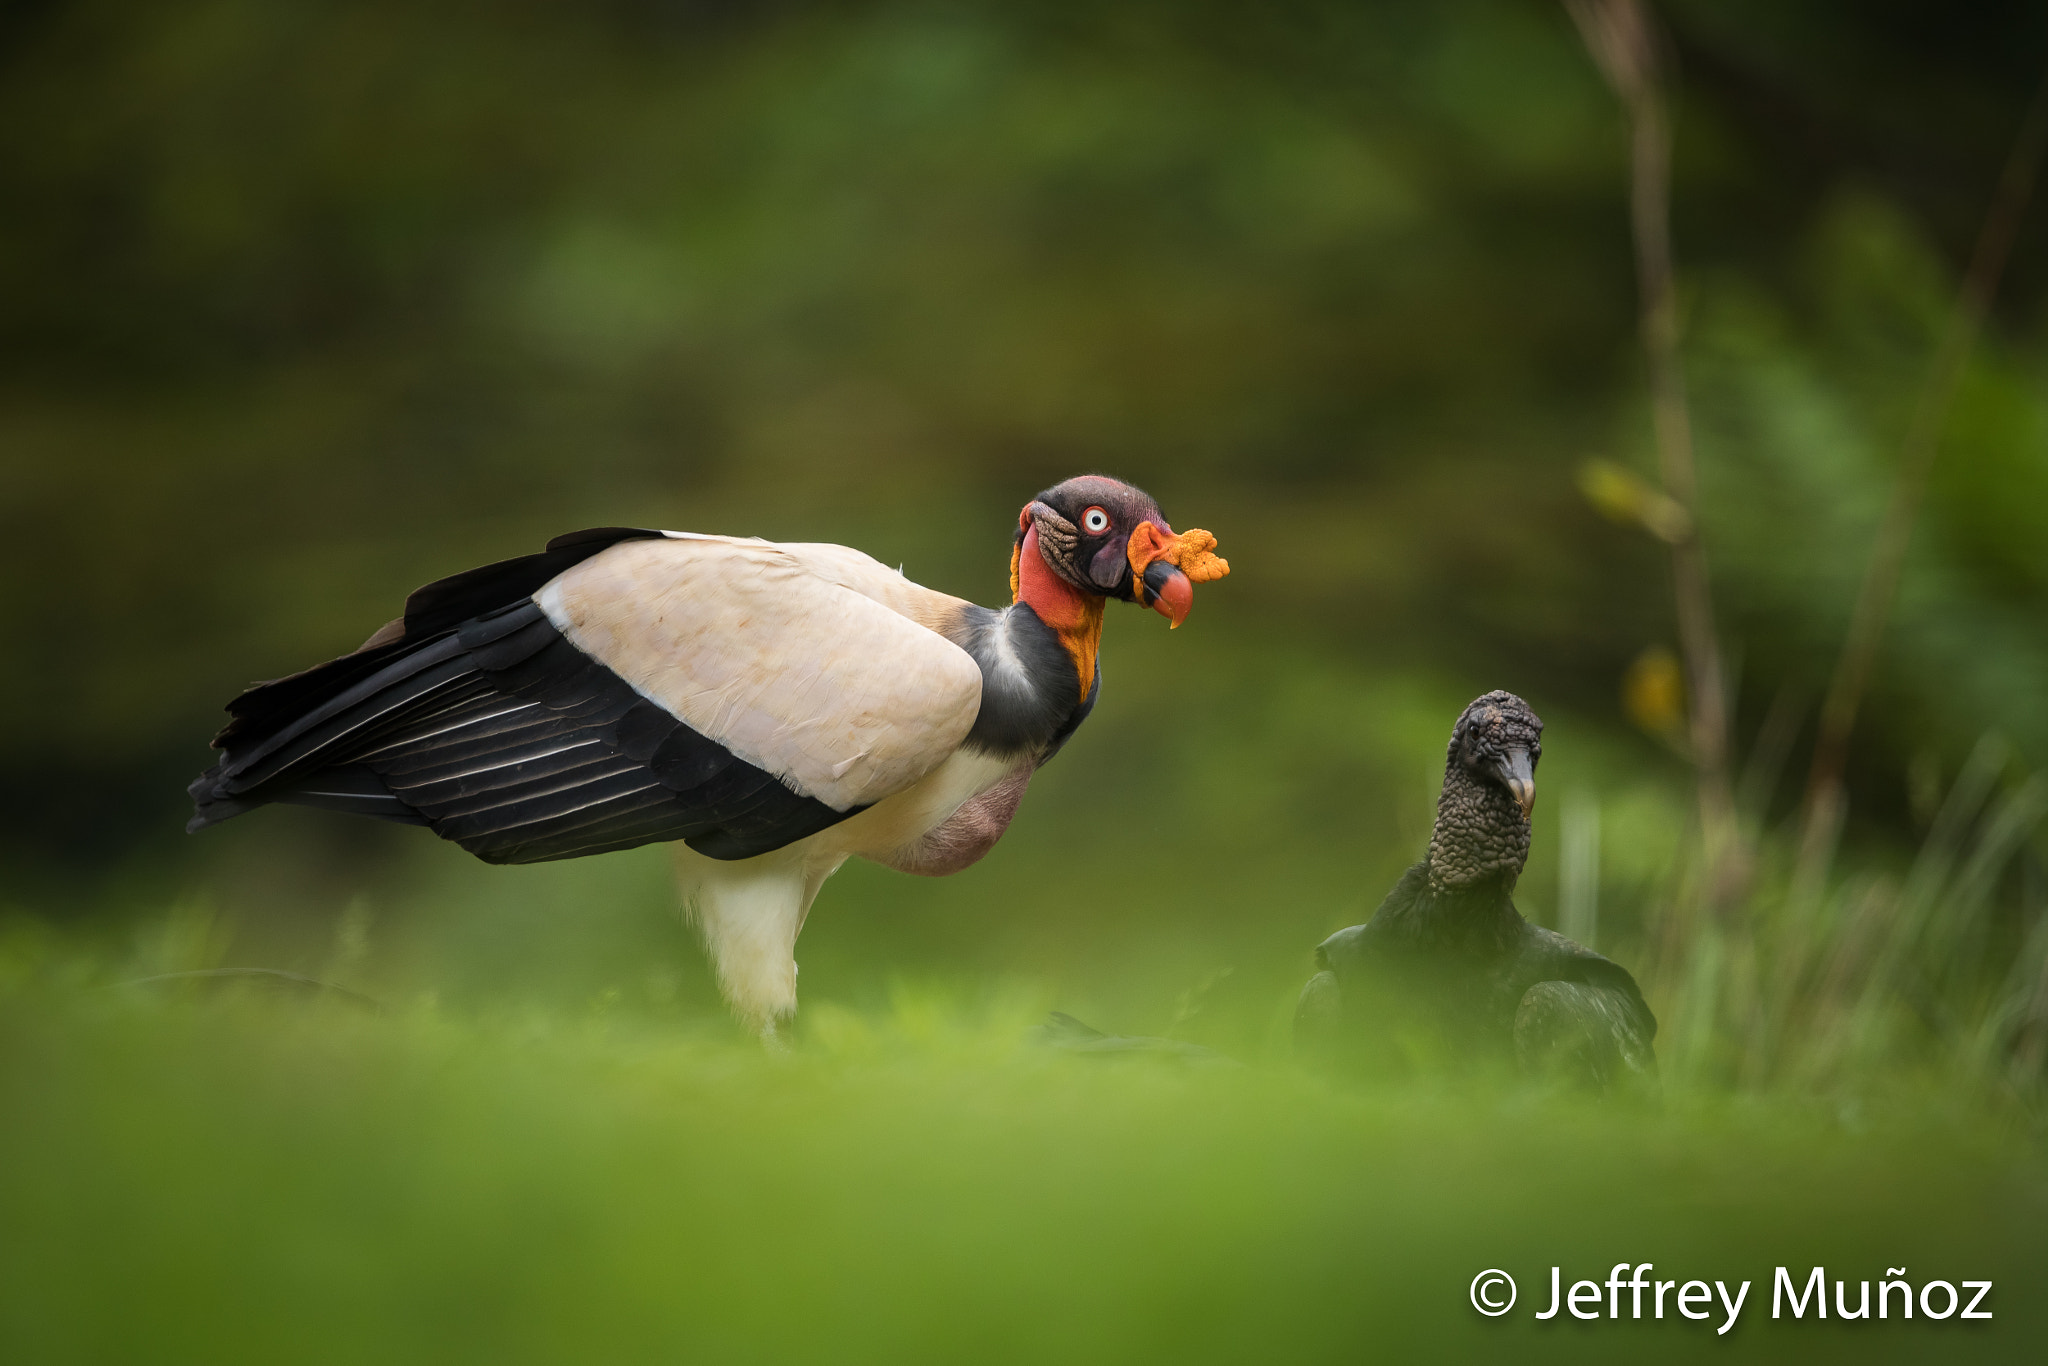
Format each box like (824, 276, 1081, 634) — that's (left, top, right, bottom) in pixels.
(1013, 523, 1105, 696)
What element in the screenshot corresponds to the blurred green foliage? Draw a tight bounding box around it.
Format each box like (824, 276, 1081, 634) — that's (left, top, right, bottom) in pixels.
(5, 3, 2048, 1355)
(2, 968, 2044, 1365)
(4, 0, 2046, 1048)
(3, 0, 2045, 848)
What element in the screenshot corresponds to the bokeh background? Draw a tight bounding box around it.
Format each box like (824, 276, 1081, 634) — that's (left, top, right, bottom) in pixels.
(4, 3, 2048, 1361)
(7, 0, 2048, 1031)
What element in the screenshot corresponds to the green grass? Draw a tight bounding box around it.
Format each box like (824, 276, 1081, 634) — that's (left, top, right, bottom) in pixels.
(5, 660, 2044, 1363)
(1, 969, 2043, 1365)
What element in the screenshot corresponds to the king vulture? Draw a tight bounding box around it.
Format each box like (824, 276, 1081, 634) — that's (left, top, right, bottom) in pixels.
(1293, 692, 1658, 1094)
(188, 476, 1228, 1036)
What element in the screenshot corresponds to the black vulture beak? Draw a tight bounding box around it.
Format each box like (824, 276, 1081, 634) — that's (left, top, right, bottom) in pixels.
(1497, 747, 1536, 819)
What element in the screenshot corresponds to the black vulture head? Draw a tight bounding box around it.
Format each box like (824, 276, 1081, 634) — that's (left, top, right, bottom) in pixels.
(1427, 690, 1544, 892)
(1014, 475, 1228, 627)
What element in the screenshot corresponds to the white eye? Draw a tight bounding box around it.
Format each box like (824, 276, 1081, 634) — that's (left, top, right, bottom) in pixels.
(1082, 506, 1111, 534)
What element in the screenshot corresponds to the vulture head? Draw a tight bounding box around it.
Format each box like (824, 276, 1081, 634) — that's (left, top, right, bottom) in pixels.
(1428, 690, 1544, 892)
(1014, 475, 1229, 628)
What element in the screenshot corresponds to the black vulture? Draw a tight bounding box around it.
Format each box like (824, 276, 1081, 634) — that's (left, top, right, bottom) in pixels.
(1294, 691, 1657, 1094)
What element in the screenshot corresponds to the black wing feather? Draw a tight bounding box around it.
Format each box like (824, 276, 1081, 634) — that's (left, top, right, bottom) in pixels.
(398, 527, 667, 641)
(189, 533, 864, 864)
(208, 528, 665, 755)
(1521, 925, 1658, 1043)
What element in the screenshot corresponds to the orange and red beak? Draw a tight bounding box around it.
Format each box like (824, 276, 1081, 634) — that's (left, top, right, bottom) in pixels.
(1126, 522, 1230, 628)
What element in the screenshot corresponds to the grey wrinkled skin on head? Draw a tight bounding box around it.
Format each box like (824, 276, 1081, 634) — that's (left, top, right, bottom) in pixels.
(1426, 690, 1542, 893)
(1022, 474, 1169, 599)
(1029, 504, 1087, 585)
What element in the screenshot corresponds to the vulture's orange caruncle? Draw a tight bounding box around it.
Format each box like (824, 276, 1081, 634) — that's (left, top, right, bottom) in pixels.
(189, 476, 1228, 1035)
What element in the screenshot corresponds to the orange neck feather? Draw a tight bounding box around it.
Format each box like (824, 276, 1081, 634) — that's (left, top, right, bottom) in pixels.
(1012, 525, 1104, 696)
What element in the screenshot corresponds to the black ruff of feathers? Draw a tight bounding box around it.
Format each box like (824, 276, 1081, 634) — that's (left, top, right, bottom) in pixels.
(1294, 690, 1658, 1094)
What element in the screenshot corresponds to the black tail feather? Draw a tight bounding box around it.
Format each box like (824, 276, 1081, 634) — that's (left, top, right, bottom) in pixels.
(187, 532, 863, 864)
(206, 527, 664, 757)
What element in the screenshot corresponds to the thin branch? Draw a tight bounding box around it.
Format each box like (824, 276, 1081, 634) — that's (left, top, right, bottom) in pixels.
(1797, 61, 2048, 877)
(1567, 0, 1745, 914)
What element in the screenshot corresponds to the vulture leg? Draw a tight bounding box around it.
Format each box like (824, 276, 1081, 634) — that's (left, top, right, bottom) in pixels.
(1513, 981, 1659, 1098)
(677, 846, 846, 1040)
